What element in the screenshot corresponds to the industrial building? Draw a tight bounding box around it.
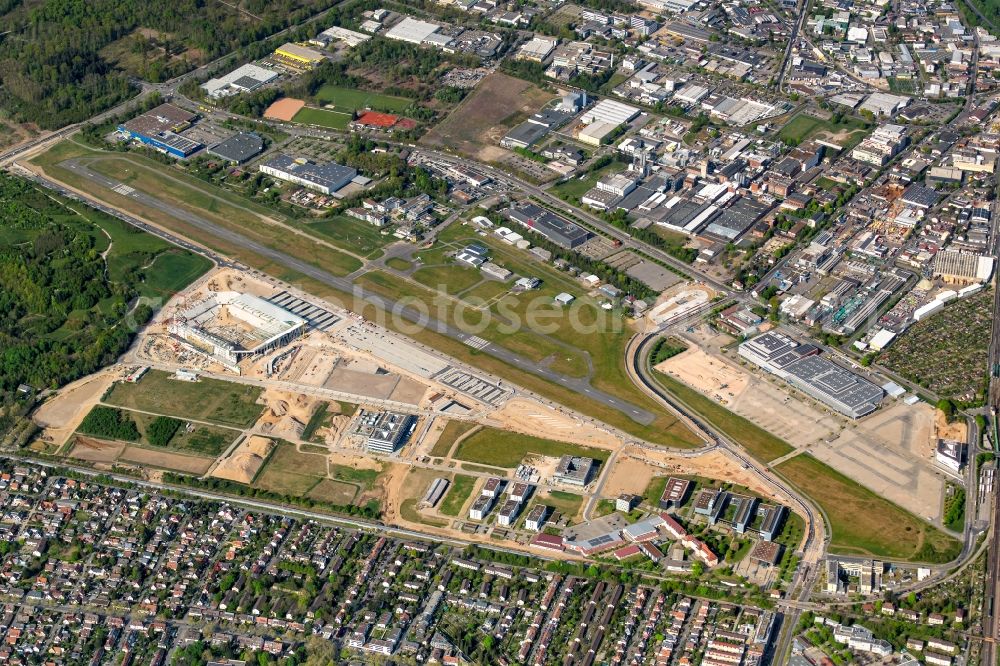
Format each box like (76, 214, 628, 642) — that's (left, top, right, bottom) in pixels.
(201, 63, 279, 99)
(365, 411, 417, 454)
(505, 203, 592, 249)
(933, 250, 995, 285)
(207, 132, 265, 164)
(739, 331, 884, 418)
(517, 36, 558, 62)
(119, 103, 201, 158)
(500, 108, 575, 150)
(169, 292, 306, 372)
(274, 43, 325, 68)
(552, 455, 596, 486)
(421, 478, 449, 508)
(384, 17, 443, 45)
(259, 155, 358, 195)
(851, 124, 908, 166)
(580, 99, 641, 126)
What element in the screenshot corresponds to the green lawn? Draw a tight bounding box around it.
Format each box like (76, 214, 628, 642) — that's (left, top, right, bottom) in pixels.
(131, 411, 237, 456)
(550, 162, 624, 203)
(453, 427, 609, 468)
(776, 454, 961, 562)
(412, 264, 485, 294)
(430, 421, 478, 458)
(777, 114, 825, 143)
(535, 489, 583, 523)
(330, 464, 380, 489)
(104, 370, 264, 428)
(292, 107, 352, 130)
(254, 442, 326, 496)
(778, 112, 867, 145)
(314, 85, 413, 113)
(651, 371, 794, 463)
(140, 250, 213, 298)
(439, 474, 476, 516)
(306, 215, 393, 258)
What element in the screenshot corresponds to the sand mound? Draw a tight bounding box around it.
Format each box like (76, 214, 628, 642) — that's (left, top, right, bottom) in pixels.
(934, 408, 967, 442)
(270, 400, 288, 417)
(323, 414, 351, 444)
(212, 436, 274, 484)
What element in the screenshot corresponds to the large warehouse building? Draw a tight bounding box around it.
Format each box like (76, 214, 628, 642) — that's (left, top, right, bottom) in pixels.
(505, 203, 592, 249)
(739, 331, 884, 418)
(118, 103, 201, 158)
(201, 63, 279, 99)
(259, 155, 358, 195)
(169, 292, 306, 372)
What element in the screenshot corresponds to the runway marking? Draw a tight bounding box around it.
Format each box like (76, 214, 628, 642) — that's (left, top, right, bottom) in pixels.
(112, 184, 135, 196)
(463, 335, 490, 350)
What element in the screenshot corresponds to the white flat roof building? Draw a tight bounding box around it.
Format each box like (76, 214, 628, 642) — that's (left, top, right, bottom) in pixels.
(518, 36, 558, 62)
(578, 121, 619, 146)
(201, 63, 279, 99)
(384, 17, 441, 44)
(317, 26, 371, 47)
(580, 99, 641, 127)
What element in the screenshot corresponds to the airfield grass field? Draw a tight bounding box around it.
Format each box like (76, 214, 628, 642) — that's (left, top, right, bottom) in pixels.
(32, 142, 699, 449)
(30, 141, 363, 277)
(777, 453, 961, 562)
(306, 214, 393, 258)
(31, 188, 212, 299)
(105, 370, 264, 428)
(452, 427, 609, 468)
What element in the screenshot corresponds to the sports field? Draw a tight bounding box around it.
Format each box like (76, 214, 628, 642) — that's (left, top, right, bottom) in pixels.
(777, 454, 961, 562)
(314, 85, 412, 113)
(292, 107, 352, 130)
(453, 427, 609, 468)
(105, 370, 264, 428)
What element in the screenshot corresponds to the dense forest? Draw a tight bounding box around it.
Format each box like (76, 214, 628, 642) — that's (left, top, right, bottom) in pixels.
(0, 0, 338, 128)
(0, 173, 205, 397)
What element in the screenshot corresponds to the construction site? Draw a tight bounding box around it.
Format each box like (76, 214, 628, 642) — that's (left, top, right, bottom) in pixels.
(30, 265, 810, 562)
